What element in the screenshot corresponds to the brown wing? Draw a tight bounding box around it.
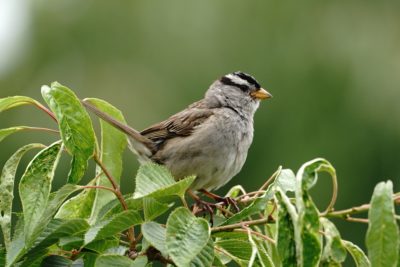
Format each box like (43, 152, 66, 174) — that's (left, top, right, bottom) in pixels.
(140, 102, 213, 147)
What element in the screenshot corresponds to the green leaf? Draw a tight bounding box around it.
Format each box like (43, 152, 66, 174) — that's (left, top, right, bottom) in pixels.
(143, 197, 172, 221)
(0, 247, 5, 267)
(270, 168, 296, 194)
(19, 141, 62, 246)
(41, 255, 73, 267)
(85, 238, 119, 253)
(85, 98, 128, 222)
(366, 180, 399, 267)
(190, 238, 215, 267)
(55, 180, 96, 219)
(295, 158, 333, 266)
(41, 82, 95, 183)
(221, 168, 296, 226)
(0, 127, 25, 143)
(85, 210, 142, 245)
(95, 255, 136, 267)
(320, 218, 347, 264)
(142, 222, 167, 255)
(0, 96, 41, 112)
(133, 162, 195, 201)
(215, 239, 251, 266)
(96, 196, 143, 221)
(275, 189, 297, 267)
(133, 163, 195, 200)
(0, 143, 43, 249)
(6, 215, 25, 267)
(27, 218, 89, 255)
(343, 240, 370, 267)
(166, 207, 210, 267)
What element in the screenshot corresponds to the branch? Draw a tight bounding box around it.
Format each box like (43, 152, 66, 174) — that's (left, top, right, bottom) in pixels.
(33, 102, 58, 122)
(211, 217, 274, 233)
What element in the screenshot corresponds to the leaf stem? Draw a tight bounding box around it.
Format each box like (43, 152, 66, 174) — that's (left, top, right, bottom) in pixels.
(33, 102, 58, 122)
(21, 126, 59, 134)
(93, 154, 136, 249)
(236, 227, 276, 244)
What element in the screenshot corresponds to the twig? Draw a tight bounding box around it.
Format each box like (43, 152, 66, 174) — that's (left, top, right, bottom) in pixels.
(236, 228, 276, 244)
(93, 154, 135, 248)
(211, 217, 273, 233)
(344, 216, 369, 224)
(257, 167, 282, 195)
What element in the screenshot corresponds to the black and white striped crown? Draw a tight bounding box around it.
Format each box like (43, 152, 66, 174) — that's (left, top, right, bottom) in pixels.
(220, 71, 261, 91)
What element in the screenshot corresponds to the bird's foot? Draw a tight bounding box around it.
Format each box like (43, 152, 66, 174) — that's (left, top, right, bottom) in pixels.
(199, 189, 240, 212)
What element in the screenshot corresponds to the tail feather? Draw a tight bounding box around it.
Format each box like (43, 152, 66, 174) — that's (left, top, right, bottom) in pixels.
(82, 99, 155, 161)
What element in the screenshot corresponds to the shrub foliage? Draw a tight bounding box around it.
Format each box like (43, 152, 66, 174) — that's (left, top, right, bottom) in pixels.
(0, 82, 399, 267)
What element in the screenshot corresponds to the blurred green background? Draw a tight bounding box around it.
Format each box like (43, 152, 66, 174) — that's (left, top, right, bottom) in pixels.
(1, 0, 399, 249)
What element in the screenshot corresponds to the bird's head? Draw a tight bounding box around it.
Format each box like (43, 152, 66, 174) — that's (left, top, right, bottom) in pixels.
(205, 71, 272, 116)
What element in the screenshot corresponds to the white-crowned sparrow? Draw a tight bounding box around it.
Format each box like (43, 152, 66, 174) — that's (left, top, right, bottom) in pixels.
(83, 71, 272, 191)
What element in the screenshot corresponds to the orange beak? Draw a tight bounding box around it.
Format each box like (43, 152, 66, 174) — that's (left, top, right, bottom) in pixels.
(250, 88, 272, 100)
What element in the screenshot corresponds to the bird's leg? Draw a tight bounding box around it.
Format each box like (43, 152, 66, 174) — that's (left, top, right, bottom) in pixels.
(199, 189, 240, 212)
(187, 189, 215, 224)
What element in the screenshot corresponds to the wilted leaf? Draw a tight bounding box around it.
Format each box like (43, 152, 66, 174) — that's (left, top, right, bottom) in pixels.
(41, 82, 95, 183)
(134, 163, 195, 199)
(295, 158, 333, 266)
(320, 218, 347, 264)
(0, 143, 43, 249)
(0, 96, 42, 112)
(343, 240, 370, 267)
(366, 180, 399, 267)
(6, 216, 26, 267)
(85, 98, 127, 222)
(85, 210, 142, 245)
(166, 207, 210, 267)
(275, 189, 297, 267)
(19, 141, 62, 246)
(55, 180, 96, 219)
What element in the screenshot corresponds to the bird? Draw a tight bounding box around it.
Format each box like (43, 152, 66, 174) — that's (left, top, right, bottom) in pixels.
(83, 71, 272, 193)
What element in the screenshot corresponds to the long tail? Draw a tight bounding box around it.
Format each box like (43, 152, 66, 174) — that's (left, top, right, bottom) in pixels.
(82, 99, 155, 160)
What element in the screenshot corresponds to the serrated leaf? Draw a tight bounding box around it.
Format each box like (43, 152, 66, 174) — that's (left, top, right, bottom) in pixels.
(320, 218, 347, 264)
(25, 184, 81, 253)
(166, 207, 210, 267)
(85, 98, 128, 222)
(85, 210, 142, 245)
(27, 219, 89, 255)
(275, 189, 297, 267)
(41, 255, 73, 267)
(41, 82, 95, 183)
(96, 196, 143, 222)
(343, 240, 370, 267)
(190, 238, 214, 267)
(85, 238, 119, 253)
(366, 180, 399, 267)
(143, 197, 172, 221)
(55, 179, 96, 219)
(142, 222, 167, 255)
(95, 255, 136, 267)
(133, 163, 195, 199)
(0, 96, 41, 112)
(295, 158, 333, 267)
(216, 239, 253, 262)
(19, 141, 62, 246)
(0, 143, 43, 249)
